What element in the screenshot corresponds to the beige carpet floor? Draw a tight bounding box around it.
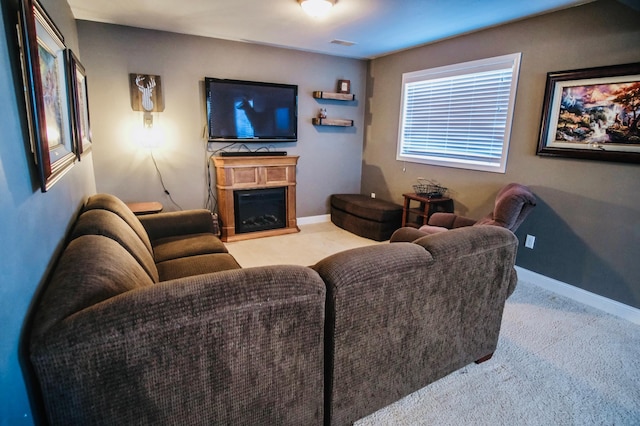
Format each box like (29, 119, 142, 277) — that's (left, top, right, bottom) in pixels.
(226, 222, 640, 425)
(225, 221, 381, 267)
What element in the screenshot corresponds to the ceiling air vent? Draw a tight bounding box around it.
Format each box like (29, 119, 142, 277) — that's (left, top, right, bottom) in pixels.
(330, 39, 356, 46)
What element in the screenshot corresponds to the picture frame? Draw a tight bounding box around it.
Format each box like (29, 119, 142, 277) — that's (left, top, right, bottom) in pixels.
(537, 62, 640, 164)
(337, 79, 351, 94)
(67, 49, 92, 158)
(18, 0, 76, 191)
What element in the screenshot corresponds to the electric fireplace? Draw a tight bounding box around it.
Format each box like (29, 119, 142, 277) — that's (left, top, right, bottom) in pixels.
(213, 155, 299, 242)
(234, 187, 286, 234)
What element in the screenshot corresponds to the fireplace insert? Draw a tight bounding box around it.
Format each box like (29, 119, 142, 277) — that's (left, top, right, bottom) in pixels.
(234, 187, 286, 234)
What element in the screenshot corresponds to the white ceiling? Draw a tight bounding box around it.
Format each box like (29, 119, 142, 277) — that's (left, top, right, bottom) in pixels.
(67, 0, 597, 59)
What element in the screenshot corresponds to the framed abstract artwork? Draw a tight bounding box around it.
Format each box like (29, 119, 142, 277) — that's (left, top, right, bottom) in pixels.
(18, 0, 76, 191)
(67, 49, 92, 157)
(537, 62, 640, 164)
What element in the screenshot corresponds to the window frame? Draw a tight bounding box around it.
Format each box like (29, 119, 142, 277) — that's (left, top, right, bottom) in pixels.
(396, 53, 522, 173)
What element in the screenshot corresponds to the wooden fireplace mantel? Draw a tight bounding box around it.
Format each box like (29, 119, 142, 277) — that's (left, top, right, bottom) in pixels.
(213, 155, 299, 242)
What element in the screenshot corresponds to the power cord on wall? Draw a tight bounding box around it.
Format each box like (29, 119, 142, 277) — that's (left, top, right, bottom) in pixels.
(205, 152, 218, 214)
(205, 142, 239, 214)
(206, 142, 249, 236)
(150, 150, 183, 210)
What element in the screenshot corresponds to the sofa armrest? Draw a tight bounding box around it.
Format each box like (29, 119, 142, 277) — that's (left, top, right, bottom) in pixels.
(313, 243, 434, 288)
(389, 226, 433, 242)
(138, 209, 215, 241)
(428, 212, 476, 228)
(31, 266, 325, 425)
(427, 212, 457, 227)
(413, 225, 519, 295)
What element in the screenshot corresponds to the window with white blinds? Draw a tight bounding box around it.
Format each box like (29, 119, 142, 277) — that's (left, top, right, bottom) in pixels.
(397, 53, 521, 173)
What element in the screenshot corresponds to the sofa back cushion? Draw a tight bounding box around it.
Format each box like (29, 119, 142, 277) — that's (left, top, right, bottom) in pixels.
(31, 235, 155, 343)
(71, 209, 160, 282)
(84, 194, 153, 254)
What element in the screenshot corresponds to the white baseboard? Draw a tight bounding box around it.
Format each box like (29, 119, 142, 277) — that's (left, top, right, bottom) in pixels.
(515, 266, 640, 326)
(297, 214, 330, 225)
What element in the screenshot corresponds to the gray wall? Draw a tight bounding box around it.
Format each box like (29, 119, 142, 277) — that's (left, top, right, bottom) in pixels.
(2, 0, 638, 422)
(0, 0, 96, 423)
(362, 0, 640, 308)
(76, 21, 367, 217)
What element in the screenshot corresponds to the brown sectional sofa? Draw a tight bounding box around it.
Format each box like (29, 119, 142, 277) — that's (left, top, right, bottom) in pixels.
(29, 194, 326, 425)
(28, 193, 519, 425)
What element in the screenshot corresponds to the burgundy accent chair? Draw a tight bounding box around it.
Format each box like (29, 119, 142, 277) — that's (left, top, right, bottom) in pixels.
(391, 183, 536, 241)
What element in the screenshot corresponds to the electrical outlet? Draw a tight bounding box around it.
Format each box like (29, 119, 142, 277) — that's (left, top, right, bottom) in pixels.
(371, 192, 376, 198)
(525, 234, 535, 249)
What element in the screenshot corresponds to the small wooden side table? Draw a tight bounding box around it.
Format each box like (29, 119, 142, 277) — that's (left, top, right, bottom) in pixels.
(401, 193, 454, 228)
(126, 201, 163, 215)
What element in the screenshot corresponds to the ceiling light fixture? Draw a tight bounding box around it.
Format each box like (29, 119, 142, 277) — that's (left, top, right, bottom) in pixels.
(298, 0, 336, 18)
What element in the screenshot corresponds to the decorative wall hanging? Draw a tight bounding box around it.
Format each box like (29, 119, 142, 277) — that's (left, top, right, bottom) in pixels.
(337, 79, 351, 94)
(129, 74, 164, 112)
(537, 62, 640, 164)
(18, 0, 76, 191)
(67, 50, 92, 158)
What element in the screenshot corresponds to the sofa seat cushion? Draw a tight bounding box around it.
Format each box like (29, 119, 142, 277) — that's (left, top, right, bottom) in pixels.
(330, 194, 402, 223)
(153, 233, 228, 263)
(156, 253, 241, 281)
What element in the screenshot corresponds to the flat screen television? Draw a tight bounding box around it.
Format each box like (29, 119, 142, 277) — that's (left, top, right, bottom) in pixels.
(205, 77, 298, 142)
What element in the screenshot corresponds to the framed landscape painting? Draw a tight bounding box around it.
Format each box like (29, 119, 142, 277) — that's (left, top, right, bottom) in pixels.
(18, 0, 76, 191)
(537, 62, 640, 164)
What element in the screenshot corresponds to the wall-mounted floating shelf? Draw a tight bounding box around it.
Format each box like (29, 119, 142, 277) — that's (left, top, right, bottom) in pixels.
(312, 91, 356, 101)
(312, 118, 354, 127)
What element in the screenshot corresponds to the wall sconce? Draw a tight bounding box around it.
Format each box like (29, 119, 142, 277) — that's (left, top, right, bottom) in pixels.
(130, 73, 164, 147)
(129, 73, 164, 127)
(298, 0, 336, 18)
(143, 112, 154, 128)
